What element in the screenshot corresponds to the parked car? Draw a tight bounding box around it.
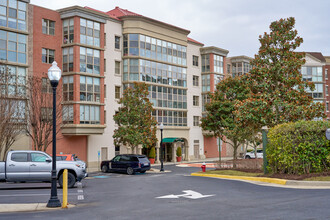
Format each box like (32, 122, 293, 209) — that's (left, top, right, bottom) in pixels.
(245, 149, 263, 159)
(100, 154, 151, 175)
(0, 150, 87, 188)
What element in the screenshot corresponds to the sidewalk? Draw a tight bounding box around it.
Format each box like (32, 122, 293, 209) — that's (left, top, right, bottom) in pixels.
(151, 157, 231, 167)
(0, 203, 76, 213)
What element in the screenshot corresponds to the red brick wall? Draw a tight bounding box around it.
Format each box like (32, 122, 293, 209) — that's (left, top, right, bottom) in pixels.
(203, 136, 227, 158)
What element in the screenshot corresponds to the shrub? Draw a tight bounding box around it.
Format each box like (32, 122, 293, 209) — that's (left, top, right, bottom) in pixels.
(176, 147, 182, 157)
(267, 120, 330, 174)
(148, 147, 155, 159)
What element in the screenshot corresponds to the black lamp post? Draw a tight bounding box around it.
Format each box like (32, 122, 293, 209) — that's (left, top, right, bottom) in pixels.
(47, 61, 62, 208)
(160, 122, 164, 172)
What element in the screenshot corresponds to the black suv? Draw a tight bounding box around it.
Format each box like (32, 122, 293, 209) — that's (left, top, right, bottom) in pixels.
(100, 154, 151, 175)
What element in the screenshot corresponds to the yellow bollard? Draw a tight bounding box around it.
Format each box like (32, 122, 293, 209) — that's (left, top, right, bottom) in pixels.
(62, 169, 68, 208)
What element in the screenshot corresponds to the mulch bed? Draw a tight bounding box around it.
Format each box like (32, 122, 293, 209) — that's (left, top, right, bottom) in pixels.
(215, 159, 330, 180)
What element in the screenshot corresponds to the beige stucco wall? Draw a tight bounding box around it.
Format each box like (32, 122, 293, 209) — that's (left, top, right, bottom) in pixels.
(187, 41, 204, 160)
(87, 19, 123, 171)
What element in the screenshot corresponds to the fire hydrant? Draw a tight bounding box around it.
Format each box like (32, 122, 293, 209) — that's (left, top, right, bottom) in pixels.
(201, 162, 206, 172)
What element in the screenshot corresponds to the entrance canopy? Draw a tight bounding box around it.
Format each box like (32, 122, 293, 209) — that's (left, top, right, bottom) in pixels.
(162, 138, 184, 143)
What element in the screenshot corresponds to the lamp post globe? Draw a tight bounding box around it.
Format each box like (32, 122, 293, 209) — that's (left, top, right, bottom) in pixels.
(160, 122, 164, 172)
(47, 61, 62, 208)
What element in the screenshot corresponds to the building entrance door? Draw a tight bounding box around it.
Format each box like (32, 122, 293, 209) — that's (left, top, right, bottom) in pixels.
(194, 142, 200, 159)
(101, 147, 108, 161)
(165, 144, 172, 162)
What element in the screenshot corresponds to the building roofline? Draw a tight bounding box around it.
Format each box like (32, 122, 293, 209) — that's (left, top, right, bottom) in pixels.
(200, 46, 229, 56)
(57, 5, 109, 23)
(188, 37, 204, 46)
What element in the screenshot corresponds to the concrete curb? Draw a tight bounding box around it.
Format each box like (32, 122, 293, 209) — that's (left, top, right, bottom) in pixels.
(0, 203, 76, 213)
(191, 173, 288, 185)
(191, 173, 330, 187)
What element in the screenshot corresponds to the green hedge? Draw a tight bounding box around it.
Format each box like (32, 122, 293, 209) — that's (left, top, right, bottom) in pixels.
(267, 120, 330, 174)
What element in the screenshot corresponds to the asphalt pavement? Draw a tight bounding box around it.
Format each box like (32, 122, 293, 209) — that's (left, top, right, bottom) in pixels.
(0, 159, 330, 219)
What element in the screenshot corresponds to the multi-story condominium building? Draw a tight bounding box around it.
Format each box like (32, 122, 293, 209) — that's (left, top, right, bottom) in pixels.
(325, 56, 330, 119)
(226, 56, 253, 77)
(2, 1, 234, 170)
(302, 52, 326, 117)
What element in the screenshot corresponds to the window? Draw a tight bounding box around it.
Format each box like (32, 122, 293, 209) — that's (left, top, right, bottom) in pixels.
(42, 19, 55, 35)
(115, 86, 120, 99)
(193, 96, 199, 106)
(214, 55, 224, 73)
(0, 30, 27, 64)
(201, 54, 210, 72)
(327, 102, 329, 112)
(193, 55, 198, 66)
(41, 107, 52, 121)
(63, 18, 74, 44)
(104, 110, 106, 124)
(80, 105, 100, 124)
(0, 65, 26, 97)
(115, 36, 120, 49)
(42, 48, 54, 64)
(104, 84, 106, 98)
(80, 76, 100, 102)
(104, 58, 106, 72)
(104, 33, 106, 46)
(115, 61, 120, 75)
(326, 85, 328, 96)
(326, 69, 328, 80)
(193, 116, 200, 126)
(193, 75, 199, 86)
(80, 18, 100, 47)
(146, 85, 187, 109)
(11, 153, 27, 162)
(124, 34, 187, 66)
(62, 47, 73, 72)
(80, 47, 100, 74)
(152, 109, 187, 126)
(41, 78, 52, 93)
(0, 0, 27, 31)
(128, 58, 187, 87)
(31, 153, 48, 162)
(62, 76, 74, 101)
(62, 105, 73, 124)
(202, 74, 210, 92)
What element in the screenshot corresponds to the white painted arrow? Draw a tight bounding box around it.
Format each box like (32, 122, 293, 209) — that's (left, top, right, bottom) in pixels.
(156, 190, 215, 199)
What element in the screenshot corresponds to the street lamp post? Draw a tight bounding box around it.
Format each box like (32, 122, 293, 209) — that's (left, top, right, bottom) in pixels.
(160, 123, 164, 172)
(47, 61, 62, 208)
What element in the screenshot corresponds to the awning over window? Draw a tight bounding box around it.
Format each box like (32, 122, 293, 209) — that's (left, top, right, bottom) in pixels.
(162, 138, 184, 143)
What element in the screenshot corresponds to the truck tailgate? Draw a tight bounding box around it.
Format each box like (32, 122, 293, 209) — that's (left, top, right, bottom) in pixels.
(0, 162, 5, 180)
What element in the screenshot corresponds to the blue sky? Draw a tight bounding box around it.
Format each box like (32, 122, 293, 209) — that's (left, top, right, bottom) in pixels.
(31, 0, 330, 58)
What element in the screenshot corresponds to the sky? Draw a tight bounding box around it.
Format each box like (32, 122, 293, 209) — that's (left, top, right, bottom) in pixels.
(30, 0, 330, 58)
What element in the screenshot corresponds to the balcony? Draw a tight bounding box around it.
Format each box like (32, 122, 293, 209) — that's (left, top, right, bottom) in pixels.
(61, 124, 106, 135)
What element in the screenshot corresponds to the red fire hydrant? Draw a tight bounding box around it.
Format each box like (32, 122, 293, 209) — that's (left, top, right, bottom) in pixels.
(201, 162, 206, 172)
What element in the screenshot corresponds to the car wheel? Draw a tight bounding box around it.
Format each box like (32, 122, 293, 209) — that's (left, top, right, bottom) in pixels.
(245, 155, 251, 159)
(101, 165, 109, 173)
(140, 170, 146, 173)
(126, 167, 134, 175)
(59, 172, 76, 188)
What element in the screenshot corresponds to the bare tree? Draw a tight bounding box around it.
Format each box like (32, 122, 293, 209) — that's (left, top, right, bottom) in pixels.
(0, 67, 26, 160)
(25, 75, 64, 152)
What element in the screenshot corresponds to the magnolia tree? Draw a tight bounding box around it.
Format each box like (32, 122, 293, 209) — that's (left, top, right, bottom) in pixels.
(113, 82, 157, 153)
(235, 17, 325, 130)
(201, 76, 253, 167)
